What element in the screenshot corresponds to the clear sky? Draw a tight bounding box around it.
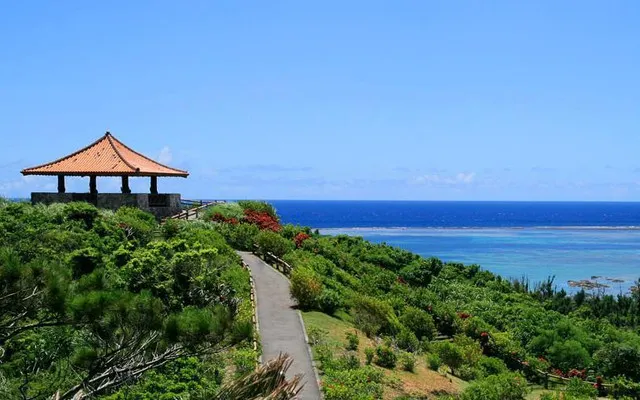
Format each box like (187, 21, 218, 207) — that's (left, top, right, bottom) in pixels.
(1, 1, 639, 201)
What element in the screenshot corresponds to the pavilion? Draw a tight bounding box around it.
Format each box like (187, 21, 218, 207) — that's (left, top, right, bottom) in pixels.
(21, 131, 188, 218)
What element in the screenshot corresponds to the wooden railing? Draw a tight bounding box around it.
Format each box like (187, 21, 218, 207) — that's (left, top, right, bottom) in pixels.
(166, 200, 225, 221)
(253, 245, 293, 276)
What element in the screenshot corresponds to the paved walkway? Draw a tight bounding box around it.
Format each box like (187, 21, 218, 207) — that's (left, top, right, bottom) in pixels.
(238, 252, 322, 400)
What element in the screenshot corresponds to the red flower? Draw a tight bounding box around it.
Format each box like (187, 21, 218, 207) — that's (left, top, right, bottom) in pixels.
(457, 312, 471, 319)
(294, 232, 311, 248)
(244, 209, 281, 231)
(211, 213, 239, 225)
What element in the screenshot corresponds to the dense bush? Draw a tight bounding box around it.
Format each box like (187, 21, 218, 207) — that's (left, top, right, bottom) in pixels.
(322, 366, 384, 400)
(477, 356, 508, 377)
(113, 206, 157, 244)
(396, 328, 420, 353)
(255, 230, 294, 257)
(433, 341, 465, 375)
(289, 267, 323, 310)
(232, 348, 258, 377)
(593, 342, 640, 381)
(345, 331, 359, 351)
(399, 351, 416, 372)
(374, 345, 397, 369)
(399, 257, 443, 287)
(317, 288, 343, 314)
(352, 295, 400, 337)
(399, 306, 437, 341)
(0, 202, 253, 399)
(214, 222, 260, 251)
(461, 372, 529, 400)
(365, 347, 375, 365)
(427, 353, 442, 370)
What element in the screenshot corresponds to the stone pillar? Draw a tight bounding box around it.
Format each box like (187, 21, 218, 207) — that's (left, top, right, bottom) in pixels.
(57, 175, 65, 193)
(89, 176, 97, 194)
(150, 176, 158, 194)
(121, 176, 131, 194)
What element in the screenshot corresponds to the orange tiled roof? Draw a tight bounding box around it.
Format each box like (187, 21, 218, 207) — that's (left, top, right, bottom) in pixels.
(21, 132, 189, 177)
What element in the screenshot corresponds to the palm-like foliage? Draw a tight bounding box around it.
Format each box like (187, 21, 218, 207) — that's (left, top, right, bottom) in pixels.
(214, 354, 304, 400)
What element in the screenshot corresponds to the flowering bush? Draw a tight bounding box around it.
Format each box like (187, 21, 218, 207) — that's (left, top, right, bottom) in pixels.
(294, 232, 311, 248)
(568, 368, 587, 379)
(211, 212, 239, 225)
(244, 209, 281, 232)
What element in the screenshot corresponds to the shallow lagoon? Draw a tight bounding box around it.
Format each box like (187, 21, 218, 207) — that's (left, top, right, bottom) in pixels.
(320, 226, 640, 294)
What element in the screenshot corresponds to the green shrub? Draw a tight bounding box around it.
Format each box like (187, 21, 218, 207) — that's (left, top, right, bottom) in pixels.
(204, 202, 245, 221)
(336, 351, 360, 371)
(227, 223, 260, 250)
(68, 247, 101, 279)
(399, 352, 416, 372)
(345, 331, 359, 351)
(433, 341, 464, 375)
(232, 348, 257, 377)
(594, 342, 640, 381)
(564, 377, 598, 399)
(427, 353, 442, 370)
(477, 356, 507, 377)
(114, 206, 157, 244)
(161, 218, 182, 238)
(317, 289, 342, 315)
(315, 344, 335, 369)
(323, 366, 384, 400)
(289, 267, 323, 310)
(399, 306, 437, 341)
(457, 364, 482, 381)
(396, 328, 420, 353)
(609, 376, 640, 399)
(454, 334, 483, 368)
(365, 347, 375, 365)
(280, 224, 311, 240)
(375, 345, 397, 369)
(460, 372, 529, 400)
(352, 295, 399, 338)
(399, 257, 443, 287)
(64, 202, 100, 228)
(547, 339, 592, 372)
(255, 230, 293, 258)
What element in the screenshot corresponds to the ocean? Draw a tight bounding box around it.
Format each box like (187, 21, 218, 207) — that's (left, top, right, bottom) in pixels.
(271, 201, 640, 294)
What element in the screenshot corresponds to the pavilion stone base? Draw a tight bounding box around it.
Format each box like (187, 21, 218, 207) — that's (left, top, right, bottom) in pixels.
(31, 193, 182, 220)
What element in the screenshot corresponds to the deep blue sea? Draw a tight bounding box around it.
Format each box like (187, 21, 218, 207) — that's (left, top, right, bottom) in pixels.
(270, 201, 640, 294)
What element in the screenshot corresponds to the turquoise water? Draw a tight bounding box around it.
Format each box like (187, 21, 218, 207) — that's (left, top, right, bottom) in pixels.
(320, 227, 640, 294)
(270, 201, 640, 294)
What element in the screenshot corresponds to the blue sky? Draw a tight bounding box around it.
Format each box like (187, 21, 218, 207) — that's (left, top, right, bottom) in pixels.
(1, 1, 639, 201)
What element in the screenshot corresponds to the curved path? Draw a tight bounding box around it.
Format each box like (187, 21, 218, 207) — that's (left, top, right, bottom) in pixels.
(238, 252, 322, 400)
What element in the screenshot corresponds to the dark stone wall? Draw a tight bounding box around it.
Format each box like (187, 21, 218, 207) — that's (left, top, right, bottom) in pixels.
(31, 193, 182, 220)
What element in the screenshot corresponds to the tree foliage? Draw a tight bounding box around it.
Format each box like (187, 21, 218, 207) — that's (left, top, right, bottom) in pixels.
(0, 202, 253, 399)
